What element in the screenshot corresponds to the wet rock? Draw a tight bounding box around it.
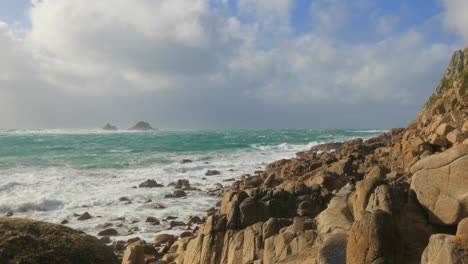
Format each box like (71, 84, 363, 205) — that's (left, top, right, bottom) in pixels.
(188, 216, 204, 225)
(100, 236, 111, 243)
(205, 170, 221, 176)
(145, 217, 160, 225)
(77, 212, 92, 221)
(163, 216, 178, 221)
(60, 219, 69, 224)
(180, 159, 193, 164)
(154, 234, 175, 246)
(138, 179, 163, 188)
(4, 211, 13, 217)
(119, 197, 130, 202)
(170, 221, 186, 227)
(98, 228, 119, 236)
(164, 190, 187, 198)
(149, 203, 166, 209)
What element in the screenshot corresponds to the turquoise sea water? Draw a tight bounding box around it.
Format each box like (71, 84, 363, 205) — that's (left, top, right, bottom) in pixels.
(0, 129, 385, 241)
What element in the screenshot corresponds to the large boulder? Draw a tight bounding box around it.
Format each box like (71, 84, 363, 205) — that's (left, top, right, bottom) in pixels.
(410, 145, 468, 225)
(420, 234, 468, 264)
(0, 217, 118, 264)
(346, 210, 396, 264)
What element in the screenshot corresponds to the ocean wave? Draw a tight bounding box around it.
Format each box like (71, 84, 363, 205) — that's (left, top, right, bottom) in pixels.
(351, 130, 388, 133)
(250, 141, 320, 152)
(0, 182, 22, 191)
(0, 199, 64, 213)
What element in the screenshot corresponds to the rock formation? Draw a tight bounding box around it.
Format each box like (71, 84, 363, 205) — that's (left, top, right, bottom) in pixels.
(157, 45, 468, 264)
(129, 121, 156, 131)
(103, 123, 118, 131)
(0, 217, 118, 264)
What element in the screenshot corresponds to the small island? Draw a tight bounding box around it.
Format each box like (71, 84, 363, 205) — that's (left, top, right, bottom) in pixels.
(129, 121, 157, 131)
(102, 123, 118, 131)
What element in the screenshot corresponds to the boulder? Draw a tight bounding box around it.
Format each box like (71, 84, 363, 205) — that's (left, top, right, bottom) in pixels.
(205, 170, 221, 176)
(154, 234, 175, 246)
(122, 241, 145, 264)
(138, 179, 163, 188)
(145, 217, 160, 225)
(457, 217, 468, 236)
(77, 212, 92, 221)
(317, 233, 347, 264)
(435, 123, 455, 136)
(97, 228, 118, 236)
(410, 145, 468, 225)
(315, 184, 354, 235)
(0, 217, 118, 264)
(346, 210, 396, 264)
(420, 234, 468, 264)
(446, 129, 468, 145)
(164, 190, 187, 198)
(129, 121, 156, 131)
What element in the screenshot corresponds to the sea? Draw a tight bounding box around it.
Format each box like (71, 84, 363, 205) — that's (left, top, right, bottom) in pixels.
(0, 129, 386, 242)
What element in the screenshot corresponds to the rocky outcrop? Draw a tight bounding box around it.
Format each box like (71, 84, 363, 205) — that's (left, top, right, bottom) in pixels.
(129, 121, 156, 131)
(0, 217, 118, 264)
(420, 233, 468, 264)
(410, 144, 468, 225)
(156, 46, 468, 264)
(103, 123, 118, 131)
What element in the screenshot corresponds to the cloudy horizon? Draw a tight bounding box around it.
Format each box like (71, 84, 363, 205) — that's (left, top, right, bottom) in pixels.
(0, 0, 467, 130)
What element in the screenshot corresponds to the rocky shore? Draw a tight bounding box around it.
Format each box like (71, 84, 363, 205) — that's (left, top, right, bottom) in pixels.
(1, 46, 467, 264)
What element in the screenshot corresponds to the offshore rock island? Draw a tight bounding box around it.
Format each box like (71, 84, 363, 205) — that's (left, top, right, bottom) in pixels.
(1, 46, 467, 264)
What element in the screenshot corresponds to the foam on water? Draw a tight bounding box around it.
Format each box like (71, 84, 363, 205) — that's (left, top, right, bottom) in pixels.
(0, 129, 385, 242)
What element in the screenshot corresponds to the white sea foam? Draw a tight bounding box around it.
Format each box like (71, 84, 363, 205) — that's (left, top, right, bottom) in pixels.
(0, 132, 383, 243)
(0, 140, 320, 242)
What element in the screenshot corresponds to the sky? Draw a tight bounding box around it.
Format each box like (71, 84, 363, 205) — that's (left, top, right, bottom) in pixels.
(0, 0, 467, 130)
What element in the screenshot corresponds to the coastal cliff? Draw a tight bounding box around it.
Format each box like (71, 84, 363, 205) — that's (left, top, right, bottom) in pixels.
(1, 46, 467, 264)
(154, 46, 468, 264)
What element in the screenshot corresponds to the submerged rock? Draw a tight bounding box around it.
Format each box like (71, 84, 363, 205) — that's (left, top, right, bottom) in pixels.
(138, 179, 163, 188)
(129, 121, 156, 131)
(0, 217, 118, 264)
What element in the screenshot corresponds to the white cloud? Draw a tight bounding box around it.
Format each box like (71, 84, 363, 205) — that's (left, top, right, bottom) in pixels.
(0, 0, 460, 129)
(441, 0, 468, 41)
(237, 0, 293, 33)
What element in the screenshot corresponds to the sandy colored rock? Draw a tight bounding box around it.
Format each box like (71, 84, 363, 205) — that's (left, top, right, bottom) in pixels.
(436, 123, 455, 136)
(420, 234, 468, 264)
(122, 241, 145, 264)
(447, 129, 468, 145)
(411, 145, 468, 225)
(315, 184, 354, 235)
(346, 210, 396, 264)
(457, 217, 468, 236)
(154, 234, 175, 245)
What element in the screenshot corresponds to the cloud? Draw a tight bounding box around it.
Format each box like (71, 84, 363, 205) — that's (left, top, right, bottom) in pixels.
(0, 0, 462, 129)
(441, 0, 468, 41)
(237, 0, 293, 33)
